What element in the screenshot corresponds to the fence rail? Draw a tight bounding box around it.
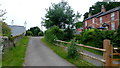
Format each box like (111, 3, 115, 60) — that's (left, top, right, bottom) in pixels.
(56, 39, 120, 66)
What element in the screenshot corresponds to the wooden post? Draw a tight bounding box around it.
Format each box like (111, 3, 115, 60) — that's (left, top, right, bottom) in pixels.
(103, 39, 113, 66)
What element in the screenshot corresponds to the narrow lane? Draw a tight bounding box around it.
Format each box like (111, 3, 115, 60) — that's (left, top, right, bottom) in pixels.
(24, 37, 74, 66)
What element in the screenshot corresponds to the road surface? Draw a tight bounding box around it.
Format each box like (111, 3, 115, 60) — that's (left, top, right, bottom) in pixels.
(24, 37, 74, 66)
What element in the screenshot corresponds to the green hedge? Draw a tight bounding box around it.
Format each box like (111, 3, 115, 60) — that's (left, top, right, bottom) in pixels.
(74, 29, 118, 48)
(44, 26, 64, 43)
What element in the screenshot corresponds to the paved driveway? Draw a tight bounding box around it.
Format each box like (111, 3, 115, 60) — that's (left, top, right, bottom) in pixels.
(24, 37, 74, 66)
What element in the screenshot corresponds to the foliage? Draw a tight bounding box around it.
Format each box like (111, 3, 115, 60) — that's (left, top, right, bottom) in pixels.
(45, 26, 64, 43)
(42, 1, 81, 29)
(2, 36, 29, 66)
(68, 39, 79, 59)
(63, 28, 74, 41)
(113, 23, 120, 47)
(26, 31, 33, 36)
(74, 21, 83, 29)
(41, 38, 94, 66)
(76, 29, 116, 48)
(38, 32, 44, 36)
(26, 26, 43, 36)
(83, 2, 120, 21)
(1, 22, 11, 36)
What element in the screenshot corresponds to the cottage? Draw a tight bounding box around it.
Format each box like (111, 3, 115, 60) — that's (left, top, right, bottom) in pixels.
(9, 25, 26, 36)
(84, 5, 120, 30)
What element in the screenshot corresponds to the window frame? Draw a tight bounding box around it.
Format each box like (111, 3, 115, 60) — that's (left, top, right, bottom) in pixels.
(111, 23, 115, 30)
(111, 13, 115, 21)
(100, 17, 102, 24)
(92, 18, 94, 24)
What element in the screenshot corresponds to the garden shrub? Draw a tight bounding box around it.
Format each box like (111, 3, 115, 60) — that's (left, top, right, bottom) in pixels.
(63, 28, 74, 41)
(68, 39, 79, 59)
(45, 26, 64, 43)
(38, 32, 44, 36)
(78, 29, 116, 48)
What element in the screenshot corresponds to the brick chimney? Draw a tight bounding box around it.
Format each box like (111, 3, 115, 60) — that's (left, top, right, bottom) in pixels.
(88, 13, 92, 17)
(101, 5, 106, 12)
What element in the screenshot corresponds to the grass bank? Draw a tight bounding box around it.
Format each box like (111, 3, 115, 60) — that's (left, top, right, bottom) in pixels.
(41, 38, 94, 67)
(2, 36, 29, 66)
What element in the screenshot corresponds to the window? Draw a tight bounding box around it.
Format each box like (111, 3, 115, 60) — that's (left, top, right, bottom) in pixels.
(111, 23, 115, 30)
(92, 18, 94, 24)
(85, 21, 87, 26)
(92, 25, 94, 28)
(100, 17, 102, 23)
(111, 13, 115, 21)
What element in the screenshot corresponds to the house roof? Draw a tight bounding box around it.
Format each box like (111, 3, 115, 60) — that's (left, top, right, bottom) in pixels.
(8, 25, 25, 27)
(85, 6, 120, 21)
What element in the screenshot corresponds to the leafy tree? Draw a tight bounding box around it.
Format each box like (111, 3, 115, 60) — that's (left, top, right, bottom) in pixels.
(83, 2, 120, 21)
(45, 26, 64, 43)
(38, 32, 44, 36)
(0, 22, 11, 36)
(42, 1, 81, 29)
(74, 21, 83, 29)
(26, 31, 33, 36)
(26, 27, 43, 36)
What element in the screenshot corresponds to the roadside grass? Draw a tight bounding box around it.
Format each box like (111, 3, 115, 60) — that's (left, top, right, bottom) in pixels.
(2, 36, 29, 66)
(59, 42, 103, 56)
(41, 38, 94, 67)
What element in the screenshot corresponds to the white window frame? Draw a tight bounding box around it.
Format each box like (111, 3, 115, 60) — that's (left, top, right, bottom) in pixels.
(111, 13, 115, 21)
(92, 18, 94, 24)
(100, 17, 102, 24)
(92, 25, 94, 28)
(111, 23, 115, 30)
(85, 21, 87, 26)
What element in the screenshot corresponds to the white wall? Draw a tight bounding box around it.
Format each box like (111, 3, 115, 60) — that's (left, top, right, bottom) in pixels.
(9, 25, 26, 36)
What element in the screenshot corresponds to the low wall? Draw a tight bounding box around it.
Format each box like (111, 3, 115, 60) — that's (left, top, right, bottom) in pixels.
(0, 33, 24, 54)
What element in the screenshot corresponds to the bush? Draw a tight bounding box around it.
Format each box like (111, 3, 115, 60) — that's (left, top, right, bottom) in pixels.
(38, 32, 44, 36)
(78, 29, 116, 48)
(63, 28, 74, 41)
(68, 39, 79, 59)
(25, 31, 33, 36)
(45, 26, 64, 43)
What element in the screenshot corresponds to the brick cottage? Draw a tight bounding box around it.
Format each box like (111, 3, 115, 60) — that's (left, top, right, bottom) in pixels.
(84, 5, 120, 30)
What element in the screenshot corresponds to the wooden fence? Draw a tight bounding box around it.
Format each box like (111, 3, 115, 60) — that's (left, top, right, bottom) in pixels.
(56, 39, 120, 66)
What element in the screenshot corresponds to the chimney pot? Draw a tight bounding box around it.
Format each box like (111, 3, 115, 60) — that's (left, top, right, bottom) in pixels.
(101, 5, 106, 12)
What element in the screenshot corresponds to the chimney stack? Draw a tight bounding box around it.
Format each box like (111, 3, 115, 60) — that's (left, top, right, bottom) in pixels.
(88, 13, 92, 17)
(101, 5, 106, 12)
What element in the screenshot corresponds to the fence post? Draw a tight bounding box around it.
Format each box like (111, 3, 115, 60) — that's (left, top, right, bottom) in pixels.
(103, 39, 112, 66)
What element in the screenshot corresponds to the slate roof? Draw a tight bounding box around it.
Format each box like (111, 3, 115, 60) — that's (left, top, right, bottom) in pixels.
(85, 6, 120, 21)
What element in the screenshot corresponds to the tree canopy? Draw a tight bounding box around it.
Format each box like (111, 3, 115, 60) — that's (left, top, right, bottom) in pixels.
(0, 22, 11, 36)
(42, 1, 81, 30)
(83, 2, 120, 21)
(0, 6, 11, 36)
(26, 27, 43, 36)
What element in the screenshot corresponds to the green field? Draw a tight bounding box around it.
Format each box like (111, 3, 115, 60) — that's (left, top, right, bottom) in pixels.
(2, 36, 29, 66)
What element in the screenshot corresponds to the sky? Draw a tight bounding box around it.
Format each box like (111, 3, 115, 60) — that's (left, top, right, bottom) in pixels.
(0, 0, 111, 31)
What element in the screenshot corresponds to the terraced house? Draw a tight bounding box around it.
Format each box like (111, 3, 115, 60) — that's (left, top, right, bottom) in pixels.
(84, 5, 120, 30)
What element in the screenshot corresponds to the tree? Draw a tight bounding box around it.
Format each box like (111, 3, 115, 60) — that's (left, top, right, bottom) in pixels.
(26, 27, 43, 36)
(83, 2, 120, 21)
(0, 6, 11, 36)
(0, 22, 11, 36)
(74, 21, 83, 29)
(42, 1, 81, 30)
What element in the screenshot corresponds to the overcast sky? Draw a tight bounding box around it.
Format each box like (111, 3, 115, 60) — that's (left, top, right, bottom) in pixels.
(0, 0, 108, 31)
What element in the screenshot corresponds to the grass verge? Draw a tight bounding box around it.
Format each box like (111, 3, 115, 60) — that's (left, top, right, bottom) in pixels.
(2, 36, 29, 66)
(41, 38, 94, 67)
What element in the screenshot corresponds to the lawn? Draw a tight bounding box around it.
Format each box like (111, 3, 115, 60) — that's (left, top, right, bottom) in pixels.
(2, 36, 29, 66)
(41, 38, 94, 67)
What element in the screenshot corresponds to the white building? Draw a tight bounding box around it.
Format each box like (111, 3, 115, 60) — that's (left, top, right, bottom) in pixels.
(9, 25, 26, 36)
